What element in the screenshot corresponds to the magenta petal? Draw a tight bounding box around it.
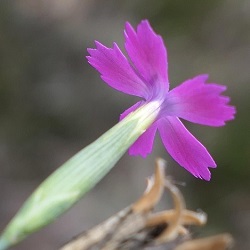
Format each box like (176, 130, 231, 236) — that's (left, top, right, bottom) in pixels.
(164, 75, 236, 126)
(129, 122, 158, 157)
(125, 20, 169, 93)
(158, 116, 216, 180)
(87, 41, 148, 97)
(120, 101, 157, 157)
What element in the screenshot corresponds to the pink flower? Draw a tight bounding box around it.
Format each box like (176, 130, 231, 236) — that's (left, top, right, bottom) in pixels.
(87, 20, 235, 180)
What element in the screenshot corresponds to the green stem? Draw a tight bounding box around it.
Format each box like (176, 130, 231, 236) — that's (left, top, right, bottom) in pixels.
(0, 101, 160, 249)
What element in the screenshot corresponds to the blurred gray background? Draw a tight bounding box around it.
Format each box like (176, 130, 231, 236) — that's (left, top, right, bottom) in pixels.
(0, 0, 249, 249)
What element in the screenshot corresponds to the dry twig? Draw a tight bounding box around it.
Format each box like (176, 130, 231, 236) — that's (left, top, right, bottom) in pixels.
(60, 159, 233, 250)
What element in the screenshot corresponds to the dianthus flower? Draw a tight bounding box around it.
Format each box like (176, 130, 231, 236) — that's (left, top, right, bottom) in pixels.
(87, 20, 235, 180)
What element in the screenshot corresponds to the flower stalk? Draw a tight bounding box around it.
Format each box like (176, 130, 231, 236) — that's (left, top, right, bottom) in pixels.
(0, 101, 160, 250)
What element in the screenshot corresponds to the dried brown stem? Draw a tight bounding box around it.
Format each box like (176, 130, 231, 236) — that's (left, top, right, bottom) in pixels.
(59, 159, 233, 250)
